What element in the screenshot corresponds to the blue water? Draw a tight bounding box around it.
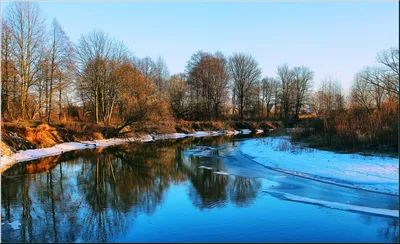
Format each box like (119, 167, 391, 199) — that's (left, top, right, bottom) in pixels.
(1, 135, 398, 242)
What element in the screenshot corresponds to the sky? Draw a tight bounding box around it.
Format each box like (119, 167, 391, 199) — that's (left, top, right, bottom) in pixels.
(1, 1, 398, 94)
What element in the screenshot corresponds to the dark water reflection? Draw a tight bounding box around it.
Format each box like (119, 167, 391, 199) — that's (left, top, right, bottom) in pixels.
(1, 135, 398, 243)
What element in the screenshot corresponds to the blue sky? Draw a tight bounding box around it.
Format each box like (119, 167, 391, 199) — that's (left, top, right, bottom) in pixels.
(1, 1, 398, 94)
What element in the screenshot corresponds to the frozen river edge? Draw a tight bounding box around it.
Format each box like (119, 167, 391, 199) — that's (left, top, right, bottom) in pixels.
(239, 137, 399, 196)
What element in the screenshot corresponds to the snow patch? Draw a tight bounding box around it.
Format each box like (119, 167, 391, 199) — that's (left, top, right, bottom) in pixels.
(194, 131, 213, 137)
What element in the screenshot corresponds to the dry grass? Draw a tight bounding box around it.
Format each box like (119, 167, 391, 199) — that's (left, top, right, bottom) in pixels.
(1, 141, 15, 156)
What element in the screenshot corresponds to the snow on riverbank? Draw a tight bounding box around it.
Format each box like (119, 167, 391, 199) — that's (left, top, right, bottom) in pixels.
(1, 130, 254, 173)
(240, 137, 399, 195)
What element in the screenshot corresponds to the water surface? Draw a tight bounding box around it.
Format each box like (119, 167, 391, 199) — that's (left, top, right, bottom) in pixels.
(1, 135, 398, 242)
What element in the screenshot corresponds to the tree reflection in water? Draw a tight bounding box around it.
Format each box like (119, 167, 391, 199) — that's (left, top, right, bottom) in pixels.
(184, 154, 262, 210)
(2, 137, 252, 242)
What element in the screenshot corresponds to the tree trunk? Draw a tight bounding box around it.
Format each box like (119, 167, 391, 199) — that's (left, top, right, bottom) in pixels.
(48, 34, 56, 124)
(45, 68, 49, 117)
(47, 76, 53, 124)
(58, 75, 62, 121)
(240, 94, 244, 120)
(95, 86, 99, 124)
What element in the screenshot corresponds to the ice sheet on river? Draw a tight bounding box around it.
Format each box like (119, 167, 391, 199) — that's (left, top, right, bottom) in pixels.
(264, 190, 399, 218)
(212, 170, 229, 175)
(198, 166, 214, 170)
(240, 137, 399, 195)
(184, 146, 225, 157)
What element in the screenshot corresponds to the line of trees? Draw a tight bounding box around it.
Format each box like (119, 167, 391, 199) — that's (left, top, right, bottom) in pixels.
(1, 2, 398, 140)
(301, 48, 399, 150)
(1, 2, 74, 123)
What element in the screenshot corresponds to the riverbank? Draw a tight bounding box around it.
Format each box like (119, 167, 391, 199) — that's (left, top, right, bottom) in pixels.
(1, 130, 264, 173)
(1, 120, 278, 156)
(239, 136, 399, 196)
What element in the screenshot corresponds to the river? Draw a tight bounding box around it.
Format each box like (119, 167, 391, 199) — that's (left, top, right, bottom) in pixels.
(1, 134, 398, 242)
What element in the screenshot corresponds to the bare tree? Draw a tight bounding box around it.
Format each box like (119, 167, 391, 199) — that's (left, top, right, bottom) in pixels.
(261, 77, 279, 119)
(211, 52, 230, 120)
(245, 80, 262, 119)
(353, 67, 390, 111)
(276, 64, 294, 120)
(153, 56, 170, 92)
(377, 47, 399, 81)
(186, 51, 230, 120)
(165, 73, 190, 119)
(1, 19, 16, 119)
(76, 31, 115, 123)
(358, 66, 398, 100)
(229, 53, 261, 120)
(312, 77, 344, 118)
(5, 2, 47, 119)
(350, 74, 375, 111)
(185, 51, 207, 119)
(137, 56, 156, 83)
(46, 18, 74, 123)
(292, 66, 314, 119)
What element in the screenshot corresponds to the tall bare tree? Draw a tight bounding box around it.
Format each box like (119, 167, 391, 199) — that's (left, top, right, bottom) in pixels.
(1, 19, 16, 119)
(229, 53, 261, 120)
(261, 77, 279, 119)
(153, 56, 170, 92)
(186, 51, 230, 120)
(76, 30, 112, 123)
(312, 77, 344, 118)
(211, 52, 230, 120)
(165, 73, 190, 119)
(137, 56, 156, 83)
(76, 30, 132, 124)
(5, 2, 47, 119)
(46, 18, 74, 123)
(292, 66, 314, 119)
(276, 64, 294, 120)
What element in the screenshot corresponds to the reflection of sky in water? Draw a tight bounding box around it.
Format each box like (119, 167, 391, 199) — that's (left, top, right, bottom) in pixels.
(1, 135, 398, 243)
